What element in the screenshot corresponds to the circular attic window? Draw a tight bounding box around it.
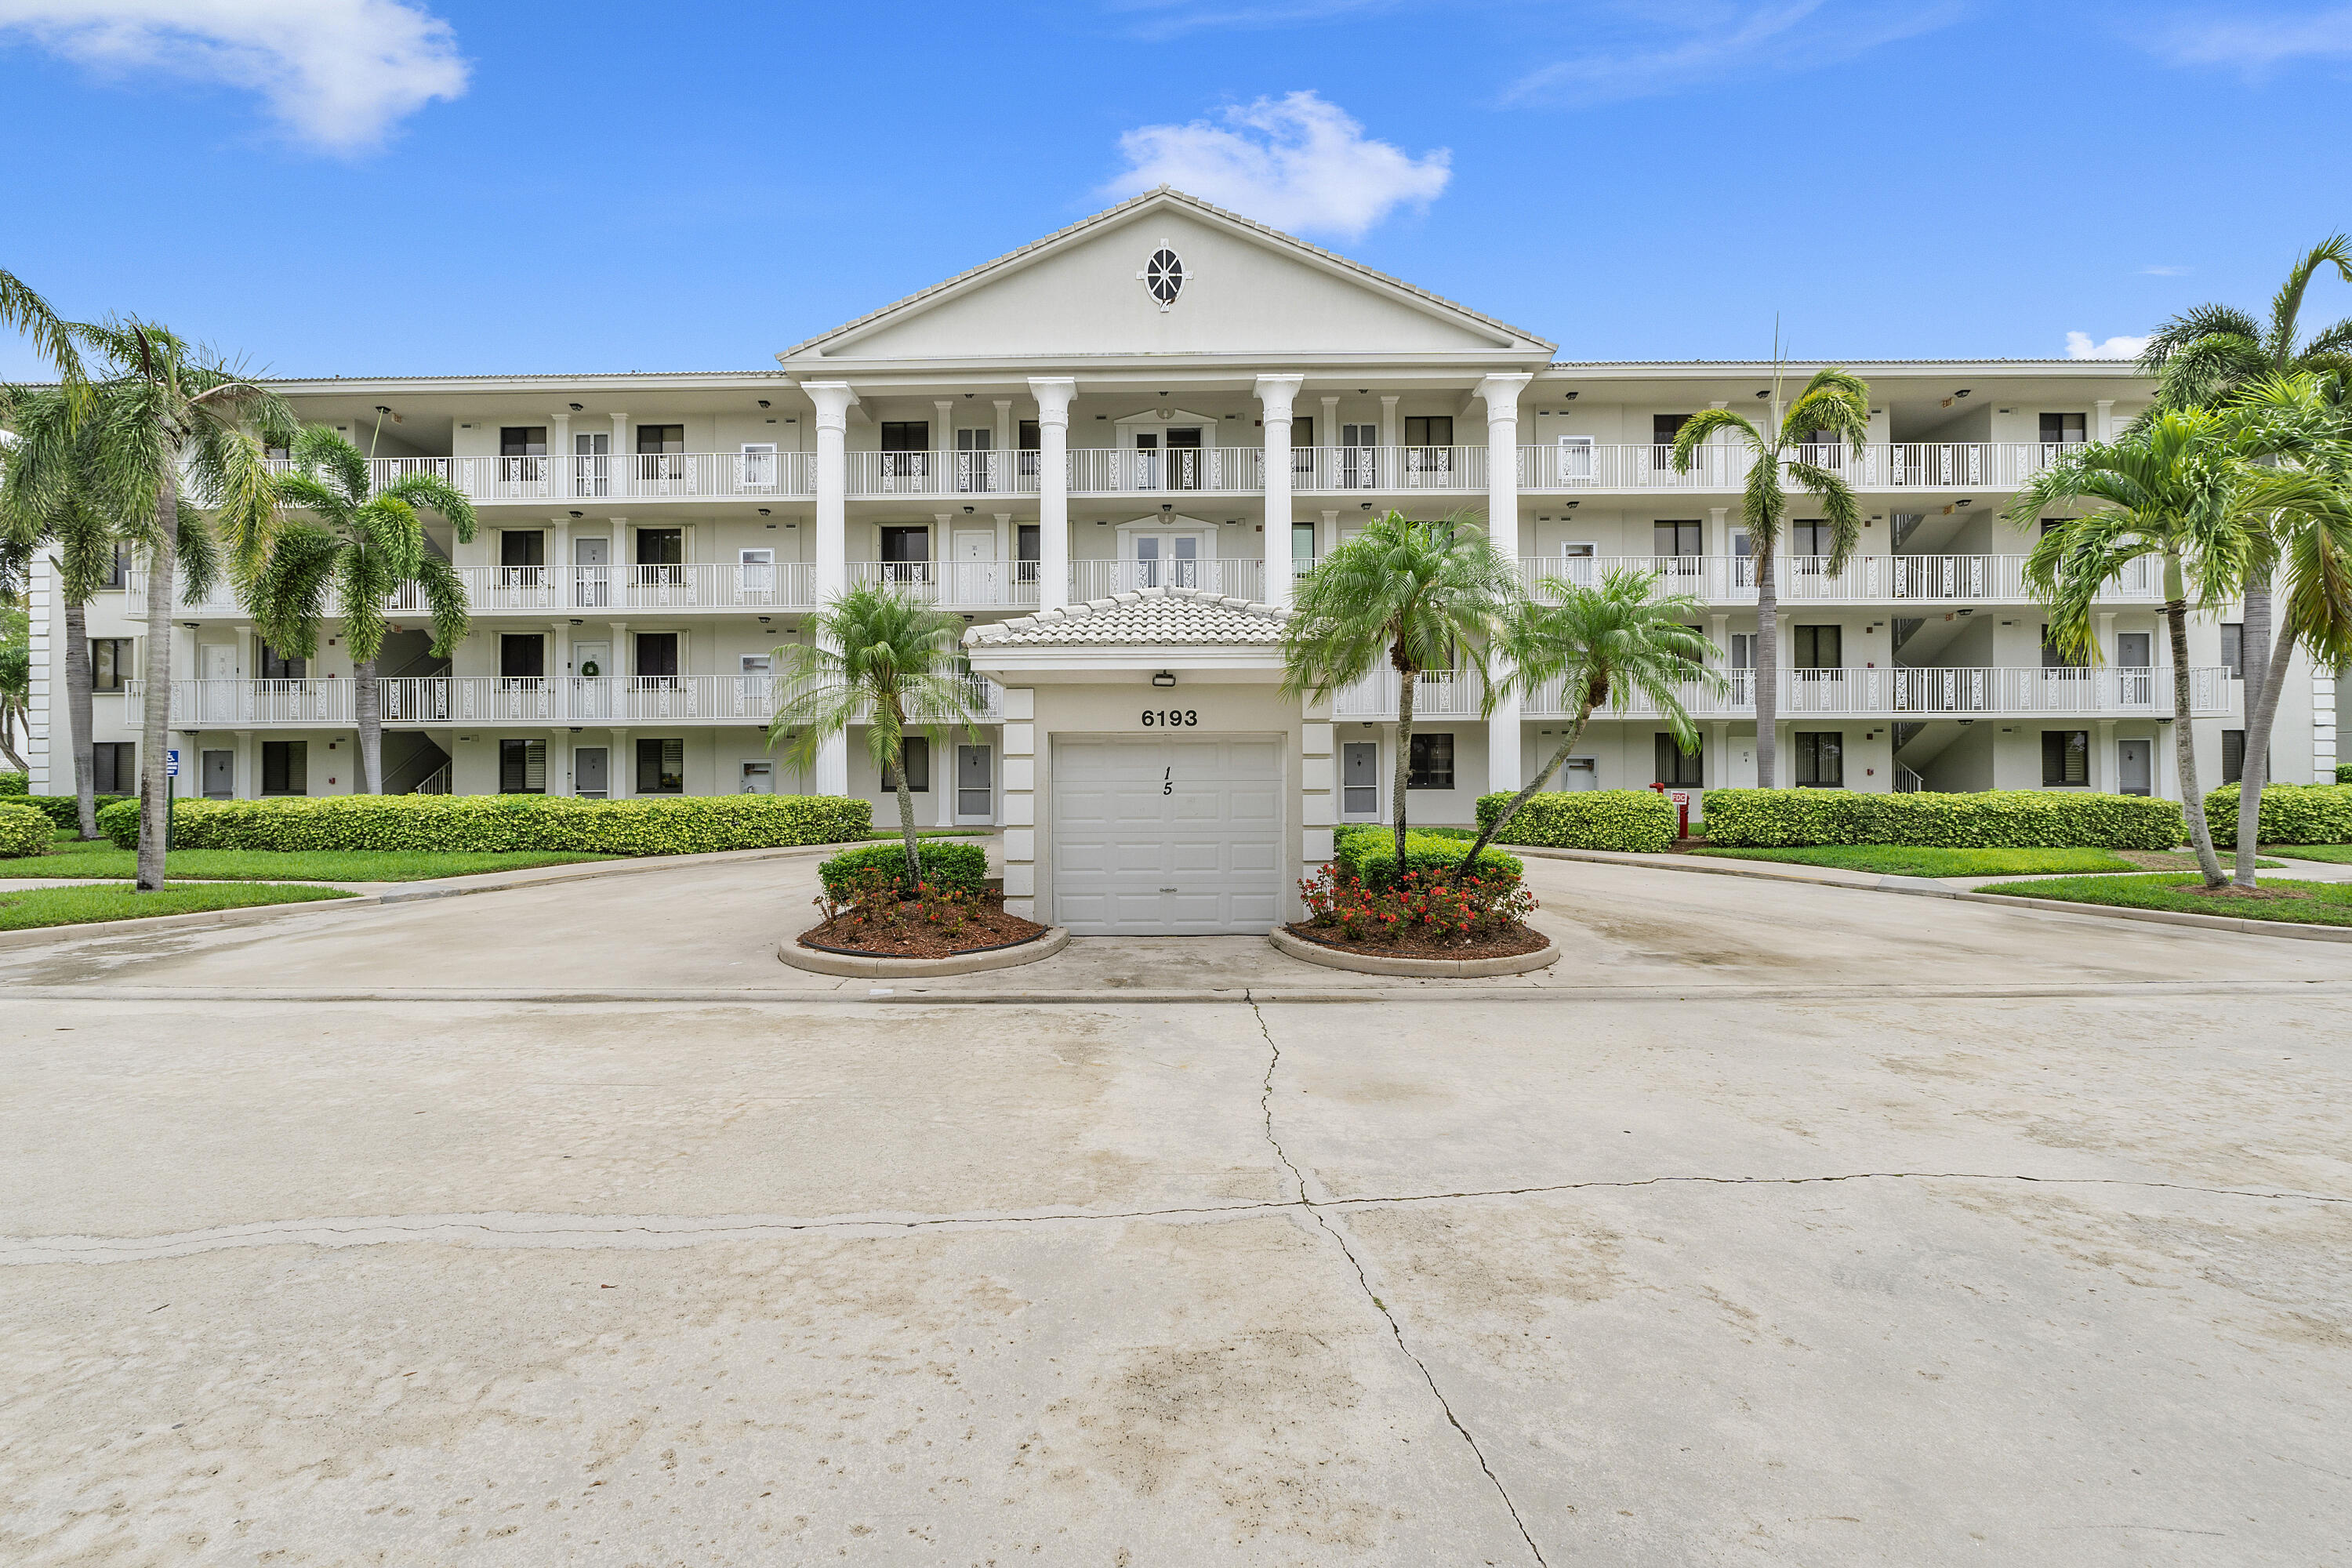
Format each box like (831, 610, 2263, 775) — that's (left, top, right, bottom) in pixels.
(1142, 247, 1185, 310)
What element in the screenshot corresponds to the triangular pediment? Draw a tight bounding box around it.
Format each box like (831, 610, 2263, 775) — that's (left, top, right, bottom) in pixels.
(780, 189, 1551, 367)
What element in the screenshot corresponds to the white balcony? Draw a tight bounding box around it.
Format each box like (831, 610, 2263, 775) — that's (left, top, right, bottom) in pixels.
(845, 450, 1044, 499)
(1068, 558, 1268, 602)
(129, 673, 1006, 730)
(1516, 666, 2234, 720)
(1066, 446, 1265, 496)
(1519, 554, 2160, 604)
(1515, 441, 2086, 493)
(1331, 666, 1487, 720)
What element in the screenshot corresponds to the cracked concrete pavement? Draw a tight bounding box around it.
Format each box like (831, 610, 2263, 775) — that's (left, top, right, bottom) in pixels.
(2, 853, 2350, 1564)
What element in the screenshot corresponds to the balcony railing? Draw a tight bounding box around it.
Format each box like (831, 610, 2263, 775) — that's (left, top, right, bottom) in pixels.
(1331, 666, 1486, 720)
(1514, 441, 2088, 492)
(1516, 666, 2232, 720)
(129, 673, 1006, 729)
(1069, 557, 1267, 602)
(1519, 554, 2159, 604)
(239, 439, 2095, 512)
(1066, 446, 1265, 495)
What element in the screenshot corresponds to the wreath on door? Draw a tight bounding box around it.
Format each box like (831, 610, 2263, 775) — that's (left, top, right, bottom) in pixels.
(579, 659, 600, 677)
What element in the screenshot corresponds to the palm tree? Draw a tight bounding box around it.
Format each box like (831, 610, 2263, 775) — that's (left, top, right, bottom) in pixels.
(249, 425, 477, 793)
(66, 319, 289, 891)
(2140, 236, 2352, 728)
(0, 383, 136, 836)
(2210, 374, 2352, 885)
(1281, 509, 1521, 867)
(2016, 411, 2259, 887)
(1454, 566, 1723, 873)
(1668, 363, 1871, 787)
(768, 581, 987, 884)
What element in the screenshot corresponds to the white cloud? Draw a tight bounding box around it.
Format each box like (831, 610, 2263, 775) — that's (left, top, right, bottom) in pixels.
(0, 0, 466, 151)
(1104, 0, 1399, 41)
(1504, 0, 1962, 106)
(1104, 91, 1450, 240)
(2066, 332, 2151, 360)
(2145, 6, 2352, 71)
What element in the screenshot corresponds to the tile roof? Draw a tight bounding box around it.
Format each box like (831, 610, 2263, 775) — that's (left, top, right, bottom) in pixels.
(965, 586, 1287, 648)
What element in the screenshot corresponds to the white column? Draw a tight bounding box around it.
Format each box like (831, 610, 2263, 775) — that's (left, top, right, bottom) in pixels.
(1255, 374, 1302, 606)
(993, 397, 1012, 491)
(2096, 399, 2116, 441)
(934, 398, 954, 490)
(1301, 695, 1335, 920)
(805, 382, 858, 795)
(610, 412, 630, 499)
(2313, 670, 2337, 783)
(2094, 718, 2114, 794)
(1000, 685, 1036, 920)
(1380, 394, 1400, 450)
(610, 728, 630, 800)
(550, 411, 571, 485)
(1479, 372, 1534, 792)
(1319, 394, 1338, 454)
(1319, 508, 1339, 563)
(1708, 506, 1729, 563)
(1029, 377, 1075, 612)
(27, 550, 53, 793)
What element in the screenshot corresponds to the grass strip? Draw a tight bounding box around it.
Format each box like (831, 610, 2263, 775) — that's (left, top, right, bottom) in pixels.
(10, 835, 614, 883)
(1971, 872, 2352, 926)
(0, 882, 354, 931)
(2265, 844, 2352, 865)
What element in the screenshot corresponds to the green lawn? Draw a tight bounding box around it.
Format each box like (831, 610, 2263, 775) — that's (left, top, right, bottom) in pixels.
(8, 833, 615, 882)
(1700, 844, 2184, 877)
(1975, 873, 2352, 926)
(2267, 844, 2352, 865)
(0, 882, 354, 931)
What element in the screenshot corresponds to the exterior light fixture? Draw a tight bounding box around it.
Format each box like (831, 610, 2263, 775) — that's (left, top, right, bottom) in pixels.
(569, 618, 583, 626)
(757, 399, 770, 409)
(1563, 390, 1578, 401)
(568, 403, 583, 412)
(1152, 671, 1177, 688)
(757, 507, 770, 516)
(1955, 389, 1972, 397)
(568, 510, 583, 519)
(1755, 390, 1770, 399)
(1360, 501, 1372, 510)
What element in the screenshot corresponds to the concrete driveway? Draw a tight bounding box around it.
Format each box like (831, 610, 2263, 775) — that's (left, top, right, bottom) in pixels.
(2, 855, 2349, 1565)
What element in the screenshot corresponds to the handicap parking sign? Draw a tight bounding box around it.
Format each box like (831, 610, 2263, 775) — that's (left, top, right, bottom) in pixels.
(165, 748, 180, 779)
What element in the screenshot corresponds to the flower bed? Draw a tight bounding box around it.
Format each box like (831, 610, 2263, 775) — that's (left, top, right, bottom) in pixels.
(797, 866, 1047, 959)
(1288, 861, 1541, 959)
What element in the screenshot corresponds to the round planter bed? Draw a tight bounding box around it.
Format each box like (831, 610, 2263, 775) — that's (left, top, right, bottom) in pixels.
(1270, 923, 1559, 978)
(779, 924, 1070, 978)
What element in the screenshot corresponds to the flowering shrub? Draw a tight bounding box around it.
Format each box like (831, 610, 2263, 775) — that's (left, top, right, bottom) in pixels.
(815, 871, 980, 936)
(1298, 863, 1535, 946)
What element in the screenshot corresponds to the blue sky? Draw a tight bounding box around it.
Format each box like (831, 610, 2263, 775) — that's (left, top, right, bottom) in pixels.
(2, 0, 2349, 379)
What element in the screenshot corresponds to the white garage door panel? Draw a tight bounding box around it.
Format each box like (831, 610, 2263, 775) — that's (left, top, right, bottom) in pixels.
(1051, 735, 1287, 935)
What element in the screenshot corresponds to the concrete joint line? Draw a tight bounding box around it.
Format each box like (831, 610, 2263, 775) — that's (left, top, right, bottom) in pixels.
(5, 1173, 2339, 1269)
(1245, 989, 1551, 1568)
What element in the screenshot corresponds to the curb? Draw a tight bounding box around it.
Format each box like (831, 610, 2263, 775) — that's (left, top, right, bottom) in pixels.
(0, 840, 854, 952)
(1507, 843, 2352, 943)
(1269, 924, 1561, 977)
(779, 926, 1072, 977)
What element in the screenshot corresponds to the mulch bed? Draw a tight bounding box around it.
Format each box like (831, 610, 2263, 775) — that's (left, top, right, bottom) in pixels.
(2184, 884, 2304, 902)
(799, 898, 1049, 958)
(1284, 920, 1550, 961)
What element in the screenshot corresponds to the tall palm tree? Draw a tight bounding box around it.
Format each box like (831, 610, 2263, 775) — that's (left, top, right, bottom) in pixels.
(1668, 363, 1871, 787)
(1, 383, 135, 836)
(2016, 411, 2259, 887)
(67, 319, 289, 891)
(2140, 236, 2352, 726)
(1281, 509, 1521, 866)
(1454, 566, 1723, 873)
(768, 581, 987, 884)
(249, 425, 477, 793)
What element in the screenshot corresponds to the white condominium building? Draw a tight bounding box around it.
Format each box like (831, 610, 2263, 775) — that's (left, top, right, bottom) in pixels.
(24, 189, 2336, 930)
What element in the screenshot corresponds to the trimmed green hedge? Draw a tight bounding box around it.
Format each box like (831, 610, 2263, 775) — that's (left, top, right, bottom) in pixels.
(2337, 764, 2352, 785)
(18, 793, 132, 831)
(0, 802, 49, 858)
(96, 793, 872, 855)
(0, 771, 25, 795)
(2205, 782, 2352, 845)
(818, 838, 990, 899)
(1333, 824, 1523, 888)
(1475, 789, 1680, 853)
(1700, 789, 2185, 850)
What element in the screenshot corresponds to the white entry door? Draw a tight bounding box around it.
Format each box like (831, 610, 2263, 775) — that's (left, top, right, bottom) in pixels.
(952, 531, 996, 605)
(1051, 735, 1283, 935)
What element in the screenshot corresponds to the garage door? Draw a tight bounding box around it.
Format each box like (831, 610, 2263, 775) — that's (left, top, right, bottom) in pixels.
(1051, 735, 1285, 935)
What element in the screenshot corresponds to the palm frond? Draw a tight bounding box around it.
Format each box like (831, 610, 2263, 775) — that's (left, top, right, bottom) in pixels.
(1668, 408, 1760, 474)
(2270, 233, 2352, 365)
(2140, 303, 2263, 372)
